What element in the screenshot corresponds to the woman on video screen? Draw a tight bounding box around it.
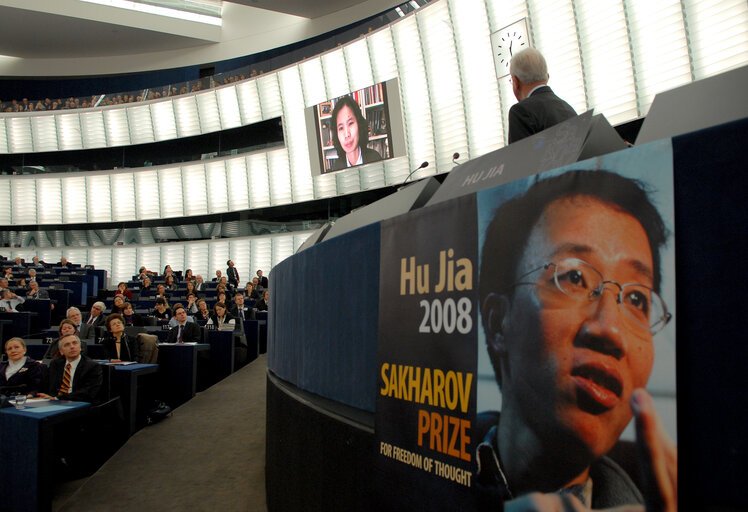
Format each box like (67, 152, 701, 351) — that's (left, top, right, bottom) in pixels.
(331, 95, 382, 170)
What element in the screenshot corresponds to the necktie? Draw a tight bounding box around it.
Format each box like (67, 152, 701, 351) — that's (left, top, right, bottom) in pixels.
(178, 324, 184, 343)
(88, 315, 94, 325)
(239, 309, 244, 322)
(59, 363, 72, 395)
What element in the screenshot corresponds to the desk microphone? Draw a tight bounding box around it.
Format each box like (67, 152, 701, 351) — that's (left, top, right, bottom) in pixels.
(452, 152, 460, 165)
(402, 161, 429, 185)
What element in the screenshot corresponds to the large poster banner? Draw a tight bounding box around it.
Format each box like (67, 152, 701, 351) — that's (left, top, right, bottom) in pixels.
(376, 139, 676, 511)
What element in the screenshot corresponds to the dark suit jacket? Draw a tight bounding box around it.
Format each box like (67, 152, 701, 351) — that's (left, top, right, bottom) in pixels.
(507, 85, 577, 144)
(101, 333, 139, 361)
(46, 355, 102, 403)
(255, 299, 268, 312)
(230, 304, 256, 322)
(167, 321, 202, 343)
(333, 146, 382, 170)
(82, 312, 106, 329)
(227, 266, 240, 287)
(0, 357, 44, 395)
(258, 275, 269, 289)
(26, 288, 49, 299)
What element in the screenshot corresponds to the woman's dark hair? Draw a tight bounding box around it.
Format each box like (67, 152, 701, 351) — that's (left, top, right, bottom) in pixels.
(105, 313, 125, 331)
(330, 95, 369, 159)
(214, 301, 226, 313)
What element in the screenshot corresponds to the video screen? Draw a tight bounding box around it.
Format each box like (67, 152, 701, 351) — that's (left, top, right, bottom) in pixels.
(314, 82, 394, 174)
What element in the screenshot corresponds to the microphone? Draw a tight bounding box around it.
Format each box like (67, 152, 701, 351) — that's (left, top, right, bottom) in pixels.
(452, 152, 460, 163)
(402, 161, 429, 185)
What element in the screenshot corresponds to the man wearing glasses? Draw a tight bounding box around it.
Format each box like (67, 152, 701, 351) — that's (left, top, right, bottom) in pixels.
(476, 170, 677, 510)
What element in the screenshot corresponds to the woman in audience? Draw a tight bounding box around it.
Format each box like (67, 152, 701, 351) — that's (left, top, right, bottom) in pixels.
(110, 294, 126, 314)
(216, 290, 229, 305)
(155, 284, 170, 302)
(101, 313, 139, 362)
(255, 289, 269, 312)
(185, 280, 198, 298)
(1, 337, 43, 396)
(43, 319, 84, 360)
(207, 302, 235, 331)
(245, 281, 260, 300)
(152, 297, 172, 323)
(163, 265, 177, 282)
(141, 276, 153, 294)
(194, 299, 211, 321)
(164, 275, 178, 292)
(184, 269, 195, 282)
(122, 302, 145, 327)
(115, 282, 133, 300)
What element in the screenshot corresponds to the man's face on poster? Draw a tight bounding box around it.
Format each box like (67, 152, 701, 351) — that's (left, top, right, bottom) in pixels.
(495, 196, 655, 461)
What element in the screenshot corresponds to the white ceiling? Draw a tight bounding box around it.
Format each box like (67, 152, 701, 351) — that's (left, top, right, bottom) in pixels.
(0, 0, 398, 75)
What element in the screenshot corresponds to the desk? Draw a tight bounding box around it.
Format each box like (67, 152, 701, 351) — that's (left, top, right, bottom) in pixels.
(0, 400, 91, 512)
(157, 343, 209, 408)
(206, 330, 235, 381)
(243, 319, 260, 363)
(109, 363, 159, 435)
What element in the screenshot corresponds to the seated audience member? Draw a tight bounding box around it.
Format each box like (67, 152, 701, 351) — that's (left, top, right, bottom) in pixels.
(164, 274, 178, 291)
(31, 256, 44, 268)
(137, 266, 151, 281)
(216, 284, 227, 297)
(213, 269, 223, 282)
(39, 335, 102, 403)
(185, 280, 198, 298)
(195, 274, 206, 291)
(27, 268, 41, 284)
(168, 304, 196, 327)
(0, 277, 9, 295)
(82, 302, 106, 328)
(163, 265, 177, 282)
(216, 290, 229, 307)
(207, 302, 235, 331)
(252, 277, 264, 294)
(152, 297, 172, 323)
(1, 337, 43, 396)
(110, 294, 126, 315)
(185, 292, 199, 314)
(194, 299, 211, 322)
(13, 256, 23, 266)
(101, 313, 139, 362)
(184, 269, 195, 282)
(122, 302, 145, 326)
(255, 289, 269, 312)
(1, 289, 24, 312)
(26, 280, 49, 299)
(44, 319, 87, 360)
(244, 282, 260, 300)
(3, 266, 13, 279)
(167, 305, 201, 343)
(16, 278, 26, 288)
(155, 284, 170, 301)
(140, 276, 153, 293)
(115, 282, 133, 300)
(57, 257, 73, 268)
(230, 292, 255, 323)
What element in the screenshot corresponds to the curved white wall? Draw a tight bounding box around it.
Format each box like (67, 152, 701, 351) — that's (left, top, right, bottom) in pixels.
(1, 0, 747, 228)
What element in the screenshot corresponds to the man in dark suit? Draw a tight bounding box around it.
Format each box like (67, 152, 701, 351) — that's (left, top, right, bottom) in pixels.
(39, 334, 102, 403)
(256, 269, 269, 289)
(507, 48, 577, 144)
(80, 302, 106, 339)
(167, 304, 201, 343)
(226, 260, 240, 289)
(230, 292, 255, 323)
(26, 280, 49, 299)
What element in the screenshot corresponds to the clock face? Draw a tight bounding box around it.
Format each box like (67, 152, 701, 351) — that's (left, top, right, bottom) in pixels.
(491, 18, 531, 78)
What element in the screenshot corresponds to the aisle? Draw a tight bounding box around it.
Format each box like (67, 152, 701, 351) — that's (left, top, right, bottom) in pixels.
(54, 355, 268, 512)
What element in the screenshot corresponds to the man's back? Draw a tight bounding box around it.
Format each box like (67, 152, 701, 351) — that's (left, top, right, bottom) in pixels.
(508, 86, 577, 143)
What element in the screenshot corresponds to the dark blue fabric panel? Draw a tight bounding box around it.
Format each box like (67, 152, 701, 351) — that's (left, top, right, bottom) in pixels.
(672, 117, 748, 508)
(268, 223, 380, 412)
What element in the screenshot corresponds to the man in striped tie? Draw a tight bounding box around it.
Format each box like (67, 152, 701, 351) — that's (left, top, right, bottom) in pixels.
(38, 334, 102, 403)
